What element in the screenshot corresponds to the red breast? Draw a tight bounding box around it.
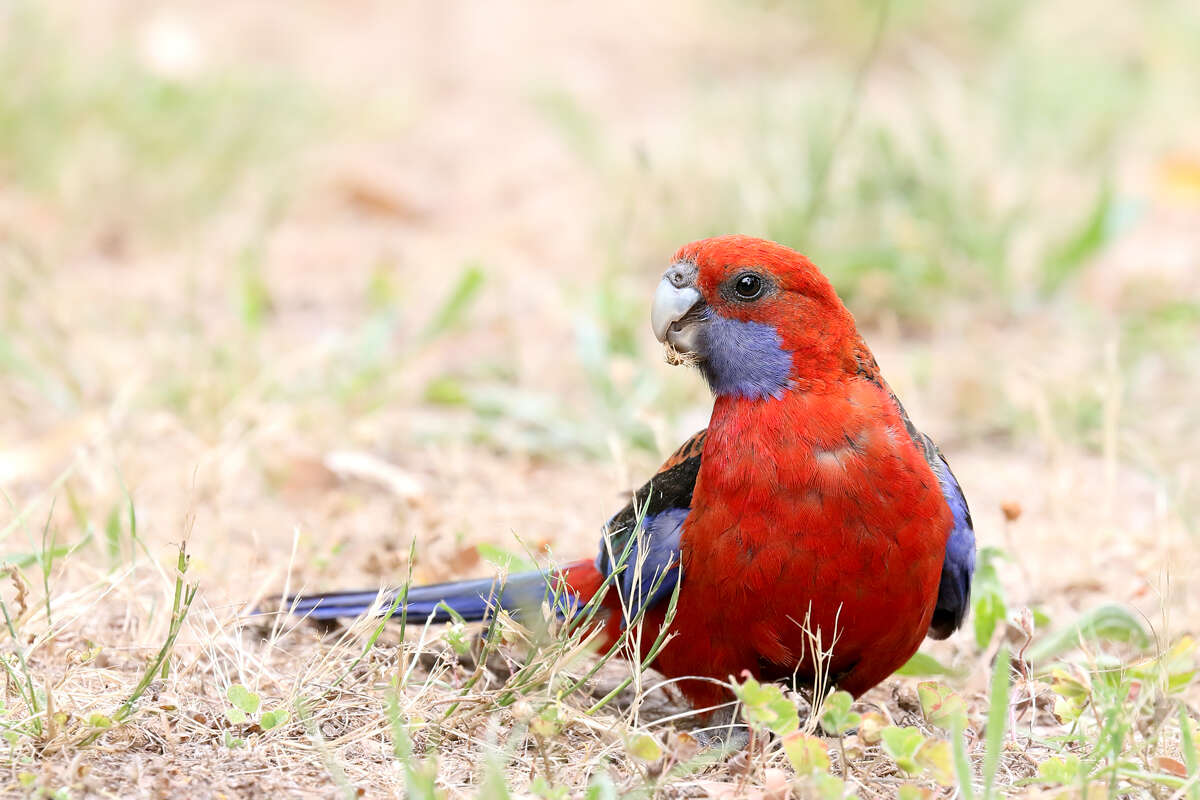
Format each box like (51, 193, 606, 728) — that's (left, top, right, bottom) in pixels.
(654, 380, 951, 707)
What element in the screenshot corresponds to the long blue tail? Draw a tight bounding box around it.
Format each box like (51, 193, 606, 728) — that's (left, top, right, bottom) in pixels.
(275, 570, 561, 623)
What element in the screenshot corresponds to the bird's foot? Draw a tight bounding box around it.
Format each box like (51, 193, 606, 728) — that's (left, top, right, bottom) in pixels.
(690, 724, 750, 751)
(688, 704, 750, 751)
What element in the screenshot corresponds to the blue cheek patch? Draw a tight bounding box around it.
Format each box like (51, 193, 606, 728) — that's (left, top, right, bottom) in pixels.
(699, 314, 793, 400)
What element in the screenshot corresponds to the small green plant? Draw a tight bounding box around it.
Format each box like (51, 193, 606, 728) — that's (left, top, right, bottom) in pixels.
(781, 731, 829, 775)
(734, 677, 862, 799)
(224, 684, 291, 731)
(387, 688, 441, 800)
(79, 540, 197, 746)
(972, 547, 1008, 649)
(626, 732, 662, 763)
(529, 775, 570, 800)
(1031, 634, 1199, 795)
(879, 726, 952, 784)
(734, 673, 799, 736)
(1035, 754, 1082, 783)
(818, 690, 860, 736)
(784, 732, 856, 800)
(583, 773, 618, 800)
(15, 771, 70, 800)
(0, 568, 44, 744)
(422, 263, 487, 342)
(917, 681, 967, 731)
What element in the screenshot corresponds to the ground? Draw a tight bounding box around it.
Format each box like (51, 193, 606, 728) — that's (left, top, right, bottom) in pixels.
(1, 0, 1199, 797)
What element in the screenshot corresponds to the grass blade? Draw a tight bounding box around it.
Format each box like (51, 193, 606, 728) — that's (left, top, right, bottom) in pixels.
(952, 714, 976, 800)
(1180, 706, 1199, 800)
(1026, 604, 1151, 664)
(982, 646, 1011, 800)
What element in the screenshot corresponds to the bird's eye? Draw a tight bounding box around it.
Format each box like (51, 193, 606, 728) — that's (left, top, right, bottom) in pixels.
(732, 273, 763, 300)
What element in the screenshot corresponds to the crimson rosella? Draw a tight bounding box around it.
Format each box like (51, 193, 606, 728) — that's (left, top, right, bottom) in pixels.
(285, 235, 975, 710)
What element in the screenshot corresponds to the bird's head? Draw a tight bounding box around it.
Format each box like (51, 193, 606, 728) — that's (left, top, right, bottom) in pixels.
(651, 235, 861, 400)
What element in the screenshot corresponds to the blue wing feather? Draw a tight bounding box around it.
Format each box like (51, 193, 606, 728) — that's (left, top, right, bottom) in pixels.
(595, 432, 703, 624)
(598, 506, 688, 623)
(926, 448, 976, 639)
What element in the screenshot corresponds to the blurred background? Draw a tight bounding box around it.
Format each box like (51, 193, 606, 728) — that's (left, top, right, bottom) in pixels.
(1, 0, 1199, 790)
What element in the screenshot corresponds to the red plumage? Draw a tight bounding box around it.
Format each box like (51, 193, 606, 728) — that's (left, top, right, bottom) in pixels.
(560, 236, 952, 708)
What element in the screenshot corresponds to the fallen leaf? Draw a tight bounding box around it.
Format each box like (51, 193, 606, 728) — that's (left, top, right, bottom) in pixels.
(1154, 756, 1187, 777)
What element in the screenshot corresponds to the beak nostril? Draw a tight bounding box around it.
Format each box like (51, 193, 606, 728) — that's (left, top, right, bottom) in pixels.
(665, 261, 697, 290)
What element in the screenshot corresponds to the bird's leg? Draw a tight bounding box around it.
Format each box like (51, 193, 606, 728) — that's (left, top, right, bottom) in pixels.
(690, 703, 750, 751)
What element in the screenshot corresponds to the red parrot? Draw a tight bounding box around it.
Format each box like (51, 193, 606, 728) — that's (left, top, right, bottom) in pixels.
(285, 235, 975, 712)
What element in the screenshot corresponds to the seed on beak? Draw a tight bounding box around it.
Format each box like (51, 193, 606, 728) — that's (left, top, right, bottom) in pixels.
(663, 341, 701, 367)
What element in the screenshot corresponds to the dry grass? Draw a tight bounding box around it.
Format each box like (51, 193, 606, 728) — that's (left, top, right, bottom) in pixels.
(2, 0, 1199, 797)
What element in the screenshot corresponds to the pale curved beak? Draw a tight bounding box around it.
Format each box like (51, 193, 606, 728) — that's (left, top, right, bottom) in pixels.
(651, 277, 703, 350)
